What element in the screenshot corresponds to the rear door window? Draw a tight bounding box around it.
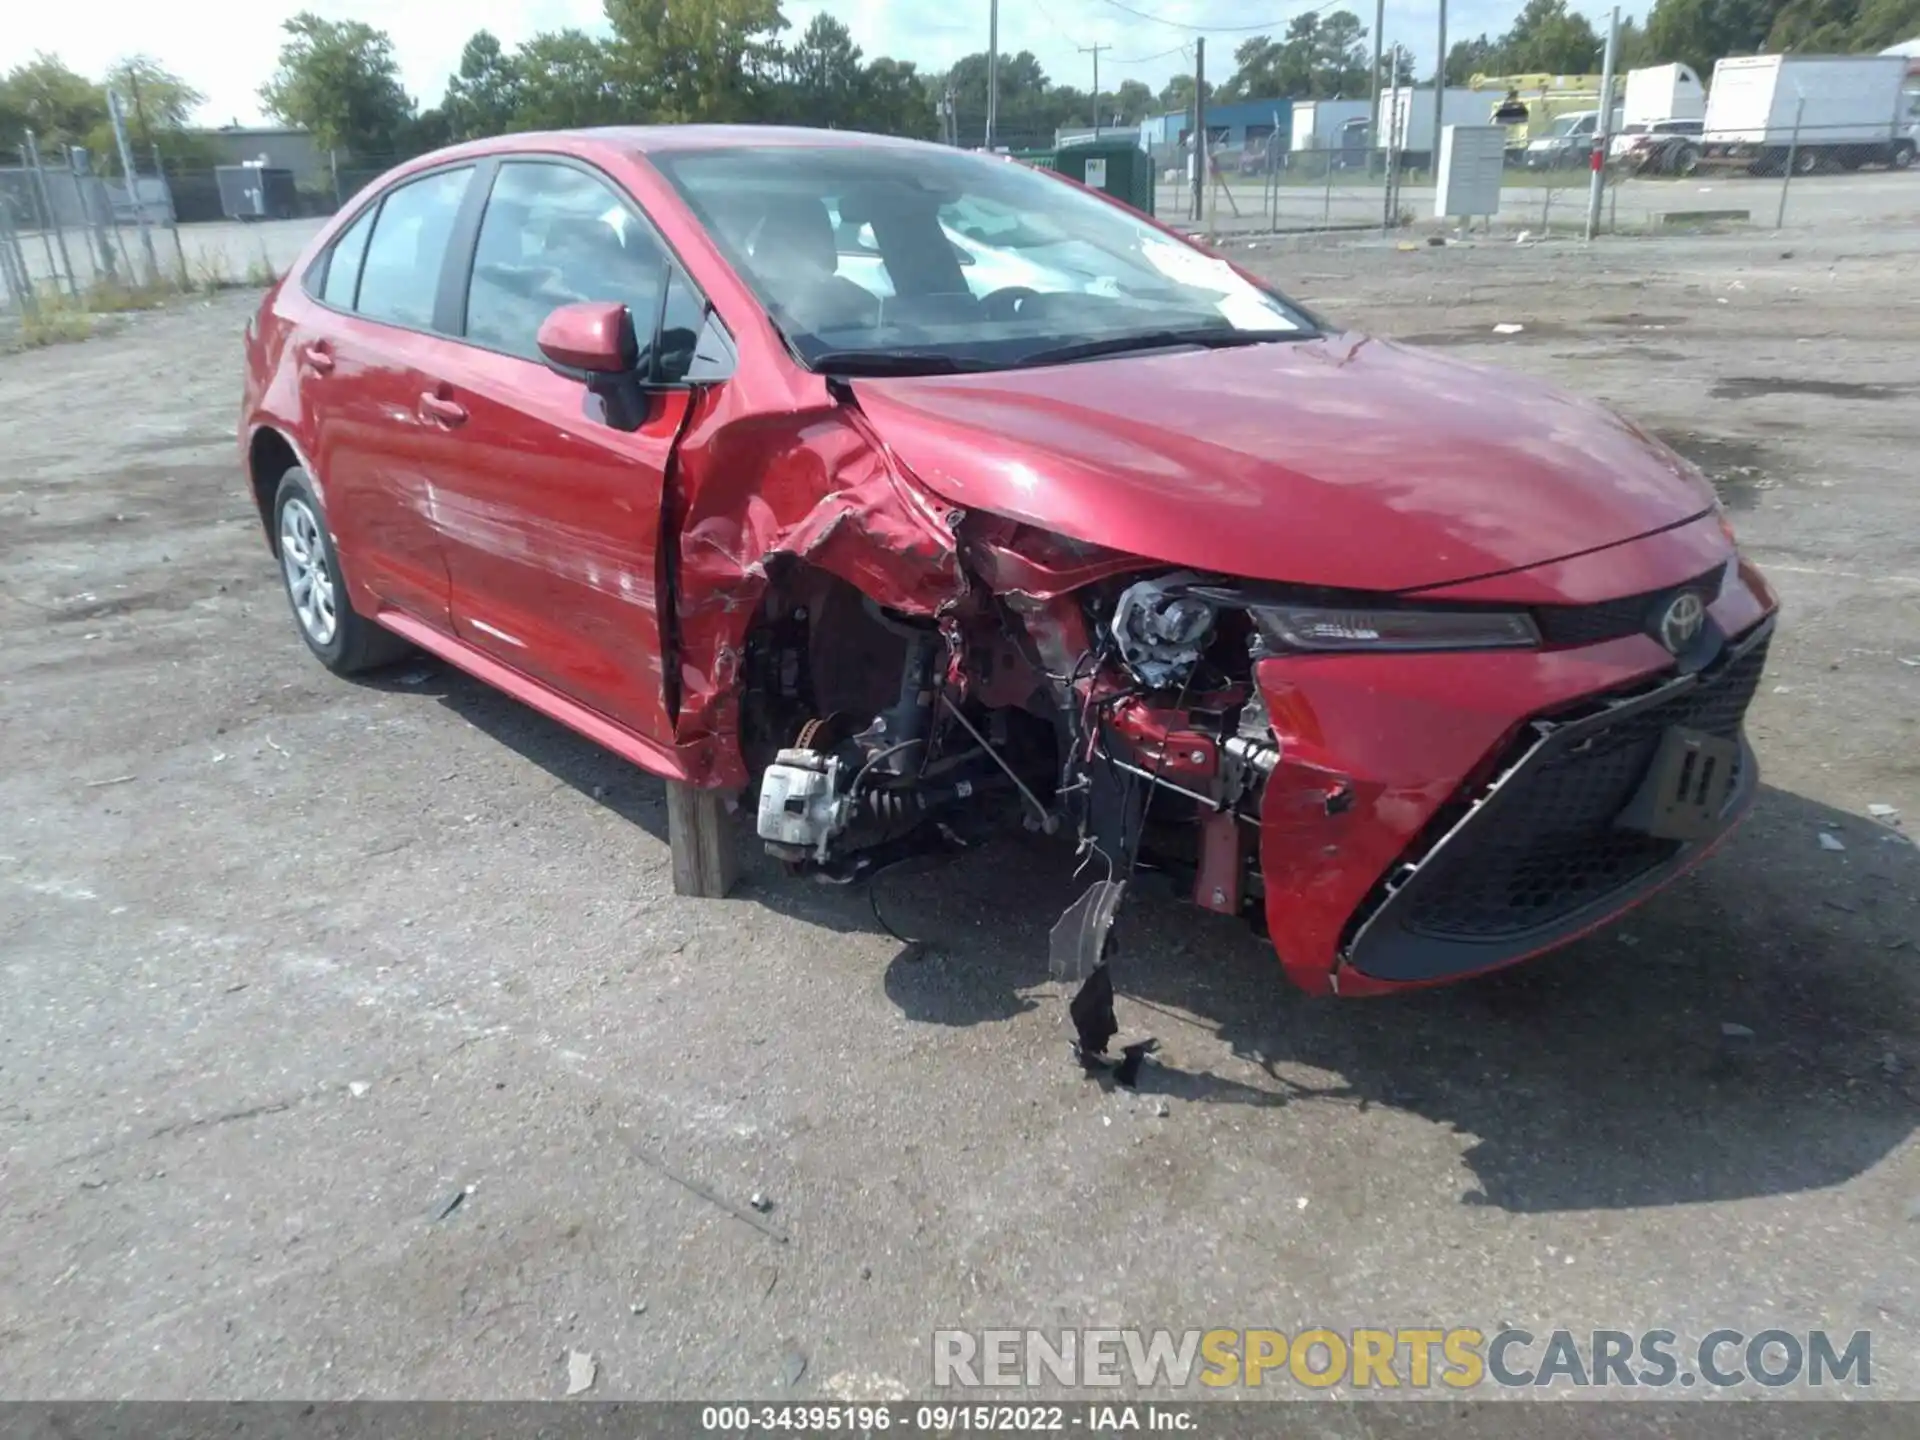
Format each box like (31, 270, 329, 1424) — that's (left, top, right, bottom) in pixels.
(355, 166, 474, 330)
(464, 161, 670, 361)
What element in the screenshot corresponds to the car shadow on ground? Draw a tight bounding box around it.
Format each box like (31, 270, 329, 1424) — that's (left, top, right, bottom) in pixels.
(396, 660, 1919, 1216)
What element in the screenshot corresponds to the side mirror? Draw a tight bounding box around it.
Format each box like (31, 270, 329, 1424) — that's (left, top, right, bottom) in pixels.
(537, 300, 649, 432)
(537, 300, 636, 374)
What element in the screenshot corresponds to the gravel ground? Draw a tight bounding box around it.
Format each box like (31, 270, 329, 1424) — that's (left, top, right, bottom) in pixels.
(0, 226, 1916, 1405)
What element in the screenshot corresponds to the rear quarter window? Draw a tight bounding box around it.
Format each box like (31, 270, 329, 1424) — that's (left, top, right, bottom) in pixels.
(354, 166, 474, 330)
(316, 207, 375, 309)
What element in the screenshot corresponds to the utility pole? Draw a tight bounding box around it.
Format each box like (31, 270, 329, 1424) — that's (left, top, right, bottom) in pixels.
(1369, 0, 1385, 151)
(1192, 38, 1206, 222)
(24, 130, 78, 300)
(106, 89, 159, 286)
(986, 0, 999, 150)
(1585, 6, 1619, 241)
(1432, 0, 1447, 179)
(1080, 44, 1111, 137)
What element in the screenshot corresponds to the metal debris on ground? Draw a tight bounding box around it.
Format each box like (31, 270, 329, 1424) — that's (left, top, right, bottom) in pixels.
(1867, 804, 1900, 823)
(346, 1081, 369, 1098)
(630, 1301, 647, 1315)
(749, 1192, 773, 1213)
(565, 1349, 597, 1395)
(433, 1188, 467, 1221)
(1818, 832, 1846, 851)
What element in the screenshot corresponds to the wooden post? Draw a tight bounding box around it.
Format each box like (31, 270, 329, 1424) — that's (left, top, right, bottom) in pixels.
(666, 781, 740, 898)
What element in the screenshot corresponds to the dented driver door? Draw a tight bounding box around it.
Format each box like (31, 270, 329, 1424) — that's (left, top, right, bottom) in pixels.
(421, 158, 695, 751)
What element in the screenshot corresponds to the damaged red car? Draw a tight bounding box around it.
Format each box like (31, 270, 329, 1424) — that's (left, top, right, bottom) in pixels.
(240, 127, 1777, 1014)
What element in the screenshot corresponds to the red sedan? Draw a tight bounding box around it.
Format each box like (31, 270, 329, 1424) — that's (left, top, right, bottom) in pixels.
(240, 126, 1776, 1029)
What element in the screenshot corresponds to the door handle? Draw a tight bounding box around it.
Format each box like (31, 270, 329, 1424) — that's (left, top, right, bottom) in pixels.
(419, 392, 468, 426)
(300, 343, 334, 374)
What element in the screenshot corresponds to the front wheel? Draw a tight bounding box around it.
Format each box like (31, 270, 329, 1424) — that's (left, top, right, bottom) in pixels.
(1792, 147, 1821, 176)
(1892, 141, 1916, 171)
(1670, 143, 1700, 177)
(272, 467, 410, 675)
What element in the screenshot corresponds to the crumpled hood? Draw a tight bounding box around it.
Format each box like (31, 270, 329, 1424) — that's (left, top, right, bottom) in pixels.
(852, 333, 1717, 594)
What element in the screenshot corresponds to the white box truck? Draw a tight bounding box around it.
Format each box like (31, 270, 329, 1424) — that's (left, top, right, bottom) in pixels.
(1702, 54, 1916, 173)
(1623, 63, 1707, 128)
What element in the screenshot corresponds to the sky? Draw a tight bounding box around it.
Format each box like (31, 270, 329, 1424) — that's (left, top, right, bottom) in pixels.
(1, 0, 1644, 130)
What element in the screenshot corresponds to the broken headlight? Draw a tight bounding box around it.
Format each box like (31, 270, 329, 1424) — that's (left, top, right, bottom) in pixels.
(1249, 604, 1539, 653)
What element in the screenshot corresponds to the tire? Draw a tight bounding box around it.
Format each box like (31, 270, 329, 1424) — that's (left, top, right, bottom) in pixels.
(1670, 143, 1700, 177)
(1892, 141, 1916, 171)
(271, 466, 411, 676)
(1792, 147, 1820, 176)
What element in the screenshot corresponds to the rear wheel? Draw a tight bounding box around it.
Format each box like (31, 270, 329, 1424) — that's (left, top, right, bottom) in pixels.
(1670, 143, 1700, 177)
(1792, 147, 1821, 176)
(1892, 140, 1916, 171)
(272, 467, 410, 675)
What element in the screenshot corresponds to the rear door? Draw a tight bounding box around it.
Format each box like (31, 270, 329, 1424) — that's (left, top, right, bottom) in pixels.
(297, 163, 479, 629)
(414, 157, 715, 749)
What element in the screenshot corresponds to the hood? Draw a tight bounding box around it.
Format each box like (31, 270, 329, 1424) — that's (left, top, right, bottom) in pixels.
(852, 333, 1716, 594)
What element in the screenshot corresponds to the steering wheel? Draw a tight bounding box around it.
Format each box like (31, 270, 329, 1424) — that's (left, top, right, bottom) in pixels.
(980, 286, 1042, 322)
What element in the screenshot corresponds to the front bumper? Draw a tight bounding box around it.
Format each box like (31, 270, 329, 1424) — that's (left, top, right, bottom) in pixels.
(1252, 541, 1776, 997)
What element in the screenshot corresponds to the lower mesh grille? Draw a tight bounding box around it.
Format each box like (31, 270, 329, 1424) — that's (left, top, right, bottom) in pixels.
(1396, 635, 1769, 943)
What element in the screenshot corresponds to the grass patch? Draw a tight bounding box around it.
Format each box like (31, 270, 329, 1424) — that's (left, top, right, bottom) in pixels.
(20, 299, 96, 347)
(7, 247, 280, 351)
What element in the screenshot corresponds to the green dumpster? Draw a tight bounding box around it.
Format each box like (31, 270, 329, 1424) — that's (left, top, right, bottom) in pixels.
(1050, 139, 1155, 216)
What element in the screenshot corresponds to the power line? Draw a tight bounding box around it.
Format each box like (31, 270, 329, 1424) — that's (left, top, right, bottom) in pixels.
(1085, 0, 1337, 34)
(1107, 43, 1192, 67)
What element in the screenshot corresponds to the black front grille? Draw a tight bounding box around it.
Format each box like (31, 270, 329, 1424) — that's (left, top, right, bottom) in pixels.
(1532, 565, 1724, 649)
(1372, 630, 1770, 954)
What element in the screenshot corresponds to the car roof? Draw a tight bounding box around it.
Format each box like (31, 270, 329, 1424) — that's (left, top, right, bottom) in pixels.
(440, 125, 949, 159)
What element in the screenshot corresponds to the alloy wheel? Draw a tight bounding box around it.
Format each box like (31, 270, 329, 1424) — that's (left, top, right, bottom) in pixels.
(279, 497, 338, 646)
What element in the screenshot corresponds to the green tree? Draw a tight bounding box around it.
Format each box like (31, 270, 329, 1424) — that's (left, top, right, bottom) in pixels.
(1225, 14, 1370, 101)
(1500, 0, 1604, 72)
(101, 56, 218, 165)
(862, 56, 936, 138)
(444, 31, 523, 139)
(1113, 79, 1155, 122)
(512, 30, 629, 129)
(1643, 0, 1789, 83)
(1445, 34, 1503, 84)
(778, 13, 867, 127)
(104, 56, 203, 141)
(259, 13, 415, 155)
(1766, 0, 1864, 48)
(604, 0, 788, 124)
(1158, 72, 1213, 112)
(0, 53, 107, 146)
(1613, 17, 1657, 68)
(1851, 0, 1920, 46)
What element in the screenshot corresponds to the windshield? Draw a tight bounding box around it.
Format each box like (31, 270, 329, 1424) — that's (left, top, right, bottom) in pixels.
(1548, 114, 1591, 137)
(652, 144, 1312, 373)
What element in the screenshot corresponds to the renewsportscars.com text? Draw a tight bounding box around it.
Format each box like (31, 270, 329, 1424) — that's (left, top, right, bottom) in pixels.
(932, 1327, 1872, 1391)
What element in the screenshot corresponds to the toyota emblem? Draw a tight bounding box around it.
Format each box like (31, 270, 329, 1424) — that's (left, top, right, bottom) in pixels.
(1656, 591, 1706, 654)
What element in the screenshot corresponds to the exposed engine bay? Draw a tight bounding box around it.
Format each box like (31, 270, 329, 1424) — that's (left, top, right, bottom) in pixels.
(739, 539, 1286, 1072)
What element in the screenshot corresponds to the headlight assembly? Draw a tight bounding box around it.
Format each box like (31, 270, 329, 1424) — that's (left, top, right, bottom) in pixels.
(1248, 604, 1540, 653)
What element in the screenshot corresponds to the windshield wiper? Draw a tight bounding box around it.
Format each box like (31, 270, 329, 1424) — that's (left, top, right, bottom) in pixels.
(1013, 328, 1297, 369)
(806, 350, 1002, 377)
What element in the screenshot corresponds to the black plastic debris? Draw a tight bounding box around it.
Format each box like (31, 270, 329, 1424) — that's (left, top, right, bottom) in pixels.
(1069, 963, 1120, 1058)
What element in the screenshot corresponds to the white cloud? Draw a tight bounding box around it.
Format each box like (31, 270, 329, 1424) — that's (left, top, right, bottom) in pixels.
(1, 0, 1640, 133)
